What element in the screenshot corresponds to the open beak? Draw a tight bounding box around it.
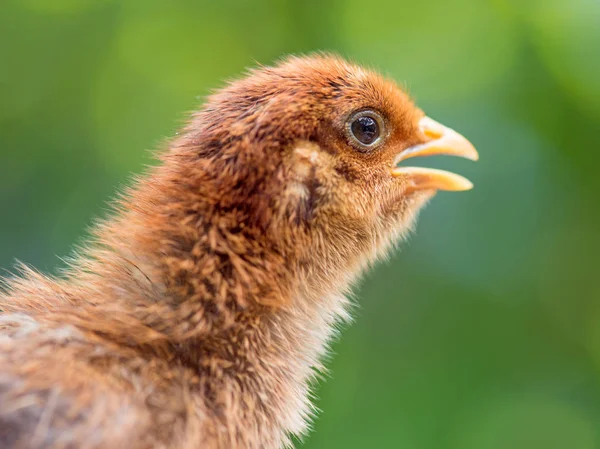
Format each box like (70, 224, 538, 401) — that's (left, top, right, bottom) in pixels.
(391, 116, 478, 192)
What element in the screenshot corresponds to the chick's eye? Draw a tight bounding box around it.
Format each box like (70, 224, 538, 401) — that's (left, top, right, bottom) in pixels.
(351, 116, 379, 144)
(346, 110, 385, 150)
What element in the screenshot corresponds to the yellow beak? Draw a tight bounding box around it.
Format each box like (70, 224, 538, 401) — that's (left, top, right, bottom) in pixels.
(391, 116, 478, 192)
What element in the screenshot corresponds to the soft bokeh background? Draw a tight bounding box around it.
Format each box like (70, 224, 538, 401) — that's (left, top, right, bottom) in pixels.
(1, 0, 599, 447)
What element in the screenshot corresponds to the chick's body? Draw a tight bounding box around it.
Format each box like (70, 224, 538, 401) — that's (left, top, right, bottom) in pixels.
(0, 55, 477, 449)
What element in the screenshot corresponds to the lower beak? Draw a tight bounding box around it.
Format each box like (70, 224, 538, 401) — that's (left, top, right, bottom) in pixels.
(391, 116, 478, 192)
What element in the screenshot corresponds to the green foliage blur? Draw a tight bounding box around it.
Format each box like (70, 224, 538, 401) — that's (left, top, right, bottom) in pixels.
(1, 0, 599, 447)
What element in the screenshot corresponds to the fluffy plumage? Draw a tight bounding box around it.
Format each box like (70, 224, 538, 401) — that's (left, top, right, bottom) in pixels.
(0, 54, 476, 449)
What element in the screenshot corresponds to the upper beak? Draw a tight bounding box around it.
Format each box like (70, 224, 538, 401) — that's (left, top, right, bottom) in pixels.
(391, 116, 479, 192)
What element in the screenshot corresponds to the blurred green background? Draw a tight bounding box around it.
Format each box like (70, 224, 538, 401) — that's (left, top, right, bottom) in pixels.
(1, 0, 600, 447)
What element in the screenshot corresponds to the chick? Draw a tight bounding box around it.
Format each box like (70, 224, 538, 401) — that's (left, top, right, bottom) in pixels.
(0, 54, 477, 449)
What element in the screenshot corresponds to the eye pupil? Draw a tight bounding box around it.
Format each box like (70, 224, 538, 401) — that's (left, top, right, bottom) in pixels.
(351, 115, 380, 145)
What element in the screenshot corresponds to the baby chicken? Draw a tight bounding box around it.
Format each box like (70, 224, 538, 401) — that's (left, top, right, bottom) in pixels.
(0, 54, 477, 449)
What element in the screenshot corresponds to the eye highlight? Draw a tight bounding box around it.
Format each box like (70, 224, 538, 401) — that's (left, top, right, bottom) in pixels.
(346, 110, 386, 151)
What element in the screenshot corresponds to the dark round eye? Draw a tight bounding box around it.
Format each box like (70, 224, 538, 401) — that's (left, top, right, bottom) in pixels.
(351, 116, 379, 144)
(346, 110, 386, 150)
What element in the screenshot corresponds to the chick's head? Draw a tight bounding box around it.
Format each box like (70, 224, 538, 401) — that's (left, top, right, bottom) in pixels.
(169, 55, 478, 282)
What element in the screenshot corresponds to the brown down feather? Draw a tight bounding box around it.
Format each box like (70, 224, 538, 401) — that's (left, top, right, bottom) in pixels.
(0, 54, 435, 449)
